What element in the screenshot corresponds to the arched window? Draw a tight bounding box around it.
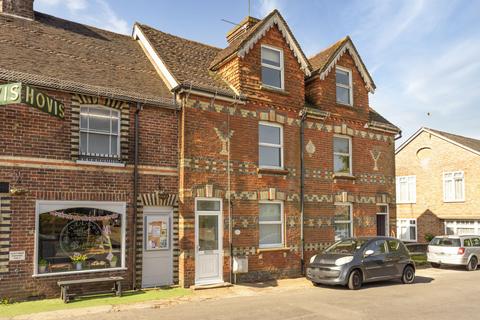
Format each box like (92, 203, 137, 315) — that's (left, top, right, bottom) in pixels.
(80, 105, 120, 159)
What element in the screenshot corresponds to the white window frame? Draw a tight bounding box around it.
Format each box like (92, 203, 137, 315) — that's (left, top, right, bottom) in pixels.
(79, 105, 121, 159)
(443, 171, 465, 202)
(259, 121, 284, 170)
(259, 200, 284, 249)
(396, 176, 416, 204)
(334, 202, 353, 241)
(396, 218, 417, 242)
(333, 134, 352, 175)
(376, 203, 389, 236)
(335, 66, 353, 106)
(261, 44, 284, 90)
(445, 220, 480, 236)
(33, 200, 127, 277)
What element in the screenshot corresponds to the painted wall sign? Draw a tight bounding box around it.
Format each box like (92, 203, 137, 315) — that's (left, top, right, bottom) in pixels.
(0, 82, 65, 119)
(9, 251, 26, 261)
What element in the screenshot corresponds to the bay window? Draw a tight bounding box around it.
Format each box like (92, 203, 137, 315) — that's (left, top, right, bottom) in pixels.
(35, 201, 125, 275)
(259, 201, 284, 248)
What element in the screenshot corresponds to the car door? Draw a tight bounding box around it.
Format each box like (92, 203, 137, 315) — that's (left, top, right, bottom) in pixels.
(386, 239, 405, 277)
(362, 239, 389, 280)
(472, 237, 480, 256)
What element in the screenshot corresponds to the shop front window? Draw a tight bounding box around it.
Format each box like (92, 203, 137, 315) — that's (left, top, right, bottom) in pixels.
(37, 203, 124, 275)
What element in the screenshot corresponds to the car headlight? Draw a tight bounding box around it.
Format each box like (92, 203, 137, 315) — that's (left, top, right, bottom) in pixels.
(310, 255, 317, 264)
(334, 256, 353, 266)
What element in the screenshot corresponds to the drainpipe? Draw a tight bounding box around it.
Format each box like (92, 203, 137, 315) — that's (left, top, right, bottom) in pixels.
(132, 102, 142, 290)
(299, 108, 307, 275)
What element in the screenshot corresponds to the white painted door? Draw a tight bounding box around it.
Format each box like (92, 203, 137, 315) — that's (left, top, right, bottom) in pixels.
(142, 207, 173, 288)
(195, 198, 223, 285)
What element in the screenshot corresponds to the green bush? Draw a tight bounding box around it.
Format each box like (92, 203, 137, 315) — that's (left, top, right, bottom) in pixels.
(424, 233, 435, 242)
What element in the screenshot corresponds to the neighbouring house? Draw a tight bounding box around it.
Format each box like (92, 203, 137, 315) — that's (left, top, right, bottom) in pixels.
(0, 0, 400, 300)
(396, 127, 480, 243)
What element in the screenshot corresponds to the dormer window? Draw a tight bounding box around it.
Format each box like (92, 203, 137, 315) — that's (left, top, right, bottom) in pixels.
(336, 67, 353, 105)
(261, 45, 284, 90)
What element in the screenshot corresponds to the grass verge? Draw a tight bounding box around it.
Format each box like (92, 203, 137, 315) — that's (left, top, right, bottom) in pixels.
(0, 287, 190, 318)
(411, 253, 428, 266)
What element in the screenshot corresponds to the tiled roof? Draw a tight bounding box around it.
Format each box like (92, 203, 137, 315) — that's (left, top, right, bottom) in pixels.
(137, 23, 236, 96)
(309, 37, 350, 73)
(209, 10, 277, 70)
(0, 12, 173, 105)
(368, 107, 400, 131)
(210, 10, 311, 74)
(427, 128, 480, 153)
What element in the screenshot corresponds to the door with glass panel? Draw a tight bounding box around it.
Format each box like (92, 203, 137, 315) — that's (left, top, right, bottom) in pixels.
(142, 207, 173, 288)
(195, 199, 223, 285)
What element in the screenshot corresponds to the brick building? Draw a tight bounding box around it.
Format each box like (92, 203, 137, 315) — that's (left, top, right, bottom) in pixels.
(396, 127, 480, 243)
(0, 1, 399, 300)
(0, 2, 179, 300)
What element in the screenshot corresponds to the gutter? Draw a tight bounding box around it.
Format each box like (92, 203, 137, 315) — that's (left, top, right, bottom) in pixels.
(132, 102, 142, 290)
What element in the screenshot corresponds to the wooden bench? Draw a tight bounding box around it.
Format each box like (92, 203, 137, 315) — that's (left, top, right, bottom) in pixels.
(57, 276, 123, 303)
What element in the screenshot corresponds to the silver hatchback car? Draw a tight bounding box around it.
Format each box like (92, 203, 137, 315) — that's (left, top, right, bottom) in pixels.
(427, 235, 480, 271)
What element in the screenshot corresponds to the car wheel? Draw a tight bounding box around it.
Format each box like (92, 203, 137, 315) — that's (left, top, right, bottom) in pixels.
(401, 265, 415, 284)
(430, 262, 441, 268)
(347, 269, 362, 290)
(467, 256, 478, 271)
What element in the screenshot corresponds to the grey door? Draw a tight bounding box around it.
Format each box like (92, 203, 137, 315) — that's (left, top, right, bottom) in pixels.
(363, 240, 389, 280)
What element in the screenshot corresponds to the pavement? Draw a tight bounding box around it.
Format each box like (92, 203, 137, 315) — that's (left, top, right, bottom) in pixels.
(6, 266, 480, 320)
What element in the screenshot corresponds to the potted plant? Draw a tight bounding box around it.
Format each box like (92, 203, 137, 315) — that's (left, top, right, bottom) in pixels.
(70, 253, 88, 271)
(109, 255, 118, 268)
(38, 259, 48, 273)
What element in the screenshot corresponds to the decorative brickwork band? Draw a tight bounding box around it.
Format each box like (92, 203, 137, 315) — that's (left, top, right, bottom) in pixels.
(0, 194, 12, 274)
(135, 191, 179, 287)
(70, 94, 130, 161)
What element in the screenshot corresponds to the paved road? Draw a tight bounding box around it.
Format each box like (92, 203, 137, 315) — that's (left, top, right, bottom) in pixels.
(83, 267, 479, 320)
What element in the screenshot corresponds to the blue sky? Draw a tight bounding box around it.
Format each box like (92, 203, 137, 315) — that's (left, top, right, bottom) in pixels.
(35, 0, 480, 145)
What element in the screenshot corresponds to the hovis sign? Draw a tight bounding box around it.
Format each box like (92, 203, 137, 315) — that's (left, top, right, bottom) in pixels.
(0, 82, 65, 119)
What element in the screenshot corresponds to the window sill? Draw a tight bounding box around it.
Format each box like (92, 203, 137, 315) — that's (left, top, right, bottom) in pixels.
(32, 267, 127, 278)
(257, 247, 290, 253)
(76, 160, 126, 167)
(336, 101, 353, 107)
(397, 202, 416, 205)
(443, 200, 465, 203)
(333, 173, 356, 180)
(260, 85, 289, 95)
(258, 168, 289, 175)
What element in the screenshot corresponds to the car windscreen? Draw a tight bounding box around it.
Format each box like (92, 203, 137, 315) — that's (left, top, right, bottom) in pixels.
(430, 237, 461, 247)
(325, 239, 368, 254)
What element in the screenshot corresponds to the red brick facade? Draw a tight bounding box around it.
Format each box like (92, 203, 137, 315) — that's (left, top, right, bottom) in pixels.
(0, 7, 398, 300)
(176, 25, 397, 286)
(0, 89, 178, 300)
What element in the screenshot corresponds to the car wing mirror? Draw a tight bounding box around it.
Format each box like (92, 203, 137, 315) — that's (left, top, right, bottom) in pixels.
(364, 249, 374, 257)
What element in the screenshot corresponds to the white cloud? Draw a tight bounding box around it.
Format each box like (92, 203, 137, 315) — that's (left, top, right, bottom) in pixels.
(35, 0, 129, 34)
(255, 0, 284, 17)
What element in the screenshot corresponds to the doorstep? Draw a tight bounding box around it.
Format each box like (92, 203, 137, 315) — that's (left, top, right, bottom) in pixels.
(191, 282, 233, 290)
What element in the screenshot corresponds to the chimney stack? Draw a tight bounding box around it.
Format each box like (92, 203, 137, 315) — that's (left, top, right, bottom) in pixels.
(226, 16, 259, 44)
(0, 0, 34, 20)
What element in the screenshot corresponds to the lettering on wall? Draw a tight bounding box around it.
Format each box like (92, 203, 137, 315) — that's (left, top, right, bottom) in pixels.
(0, 83, 65, 119)
(369, 150, 381, 171)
